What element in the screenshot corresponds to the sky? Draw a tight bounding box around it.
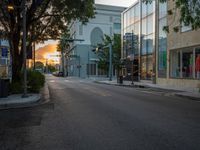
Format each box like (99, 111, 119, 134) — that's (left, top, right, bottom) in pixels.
(36, 0, 135, 50)
(95, 0, 135, 7)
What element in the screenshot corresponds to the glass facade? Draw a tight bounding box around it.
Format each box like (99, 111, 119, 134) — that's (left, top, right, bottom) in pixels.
(122, 2, 140, 58)
(122, 1, 168, 81)
(141, 1, 154, 80)
(122, 2, 140, 81)
(158, 1, 167, 77)
(122, 0, 200, 85)
(122, 1, 156, 81)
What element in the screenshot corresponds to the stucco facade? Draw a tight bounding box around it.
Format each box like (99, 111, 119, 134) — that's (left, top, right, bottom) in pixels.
(66, 4, 126, 78)
(157, 0, 200, 92)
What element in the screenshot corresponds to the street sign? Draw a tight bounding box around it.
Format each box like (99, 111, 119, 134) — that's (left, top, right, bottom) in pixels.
(0, 40, 9, 47)
(1, 47, 8, 57)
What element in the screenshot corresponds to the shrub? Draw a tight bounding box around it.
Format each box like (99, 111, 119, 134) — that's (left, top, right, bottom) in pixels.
(27, 70, 45, 93)
(9, 81, 23, 94)
(9, 70, 45, 94)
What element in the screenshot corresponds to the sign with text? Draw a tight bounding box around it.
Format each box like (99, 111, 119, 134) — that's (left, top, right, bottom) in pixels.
(0, 40, 9, 47)
(1, 47, 8, 57)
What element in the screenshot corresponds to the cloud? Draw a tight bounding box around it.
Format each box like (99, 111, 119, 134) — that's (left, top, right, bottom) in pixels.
(35, 44, 58, 64)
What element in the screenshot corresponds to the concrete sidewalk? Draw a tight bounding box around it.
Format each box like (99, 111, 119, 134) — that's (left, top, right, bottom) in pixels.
(94, 78, 200, 101)
(0, 83, 50, 110)
(0, 94, 41, 109)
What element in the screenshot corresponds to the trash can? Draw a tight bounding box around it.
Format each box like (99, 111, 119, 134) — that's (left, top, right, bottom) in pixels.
(119, 76, 123, 84)
(0, 79, 9, 98)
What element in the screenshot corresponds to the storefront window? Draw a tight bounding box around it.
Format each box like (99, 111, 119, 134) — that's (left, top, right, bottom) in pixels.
(195, 48, 200, 79)
(170, 48, 199, 79)
(182, 50, 193, 78)
(171, 51, 181, 78)
(147, 55, 153, 80)
(141, 56, 147, 79)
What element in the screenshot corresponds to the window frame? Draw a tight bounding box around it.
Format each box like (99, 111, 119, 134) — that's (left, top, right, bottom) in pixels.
(170, 47, 200, 80)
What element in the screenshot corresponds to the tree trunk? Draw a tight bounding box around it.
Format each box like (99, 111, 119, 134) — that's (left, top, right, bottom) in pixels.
(11, 34, 23, 82)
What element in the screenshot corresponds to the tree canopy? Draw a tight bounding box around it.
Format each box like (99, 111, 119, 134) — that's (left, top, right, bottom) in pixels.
(0, 0, 95, 81)
(94, 34, 121, 75)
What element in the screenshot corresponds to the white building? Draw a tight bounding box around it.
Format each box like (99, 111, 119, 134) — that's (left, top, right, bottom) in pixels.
(66, 4, 126, 78)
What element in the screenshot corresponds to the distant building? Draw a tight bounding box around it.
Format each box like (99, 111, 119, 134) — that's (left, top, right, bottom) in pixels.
(66, 4, 126, 78)
(122, 0, 200, 92)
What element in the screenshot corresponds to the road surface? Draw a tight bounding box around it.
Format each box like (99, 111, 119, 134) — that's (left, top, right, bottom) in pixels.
(0, 75, 200, 150)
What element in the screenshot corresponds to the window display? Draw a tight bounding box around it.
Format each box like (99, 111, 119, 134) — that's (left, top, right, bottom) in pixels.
(171, 51, 181, 78)
(195, 48, 200, 79)
(182, 50, 193, 78)
(170, 47, 200, 80)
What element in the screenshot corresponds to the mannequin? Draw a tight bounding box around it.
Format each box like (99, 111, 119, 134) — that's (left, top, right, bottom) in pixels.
(196, 54, 200, 79)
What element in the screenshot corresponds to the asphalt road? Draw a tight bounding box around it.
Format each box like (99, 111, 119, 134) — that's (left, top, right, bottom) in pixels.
(0, 75, 200, 150)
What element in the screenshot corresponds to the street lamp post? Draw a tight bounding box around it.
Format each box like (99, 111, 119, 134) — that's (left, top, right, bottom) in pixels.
(78, 55, 81, 77)
(109, 43, 112, 81)
(22, 0, 27, 97)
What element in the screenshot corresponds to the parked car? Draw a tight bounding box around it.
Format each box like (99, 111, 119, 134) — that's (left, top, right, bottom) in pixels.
(52, 71, 64, 77)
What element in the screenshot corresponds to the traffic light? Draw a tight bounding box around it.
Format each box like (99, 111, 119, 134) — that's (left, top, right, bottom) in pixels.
(91, 46, 103, 53)
(91, 47, 99, 52)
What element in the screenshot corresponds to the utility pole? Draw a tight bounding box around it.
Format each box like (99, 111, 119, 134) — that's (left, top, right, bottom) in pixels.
(88, 51, 90, 78)
(78, 56, 81, 77)
(131, 30, 134, 85)
(22, 0, 27, 98)
(109, 43, 112, 81)
(33, 42, 35, 70)
(61, 49, 65, 76)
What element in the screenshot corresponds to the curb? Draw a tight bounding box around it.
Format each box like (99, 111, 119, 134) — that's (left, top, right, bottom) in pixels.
(0, 82, 50, 110)
(174, 93, 200, 101)
(95, 81, 200, 101)
(94, 81, 146, 88)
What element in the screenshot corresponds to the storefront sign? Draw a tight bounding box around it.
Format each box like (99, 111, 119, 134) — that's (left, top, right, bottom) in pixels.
(1, 47, 8, 57)
(0, 40, 9, 47)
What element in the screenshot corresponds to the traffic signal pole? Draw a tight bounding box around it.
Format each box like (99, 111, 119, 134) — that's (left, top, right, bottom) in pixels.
(109, 43, 112, 81)
(22, 0, 28, 98)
